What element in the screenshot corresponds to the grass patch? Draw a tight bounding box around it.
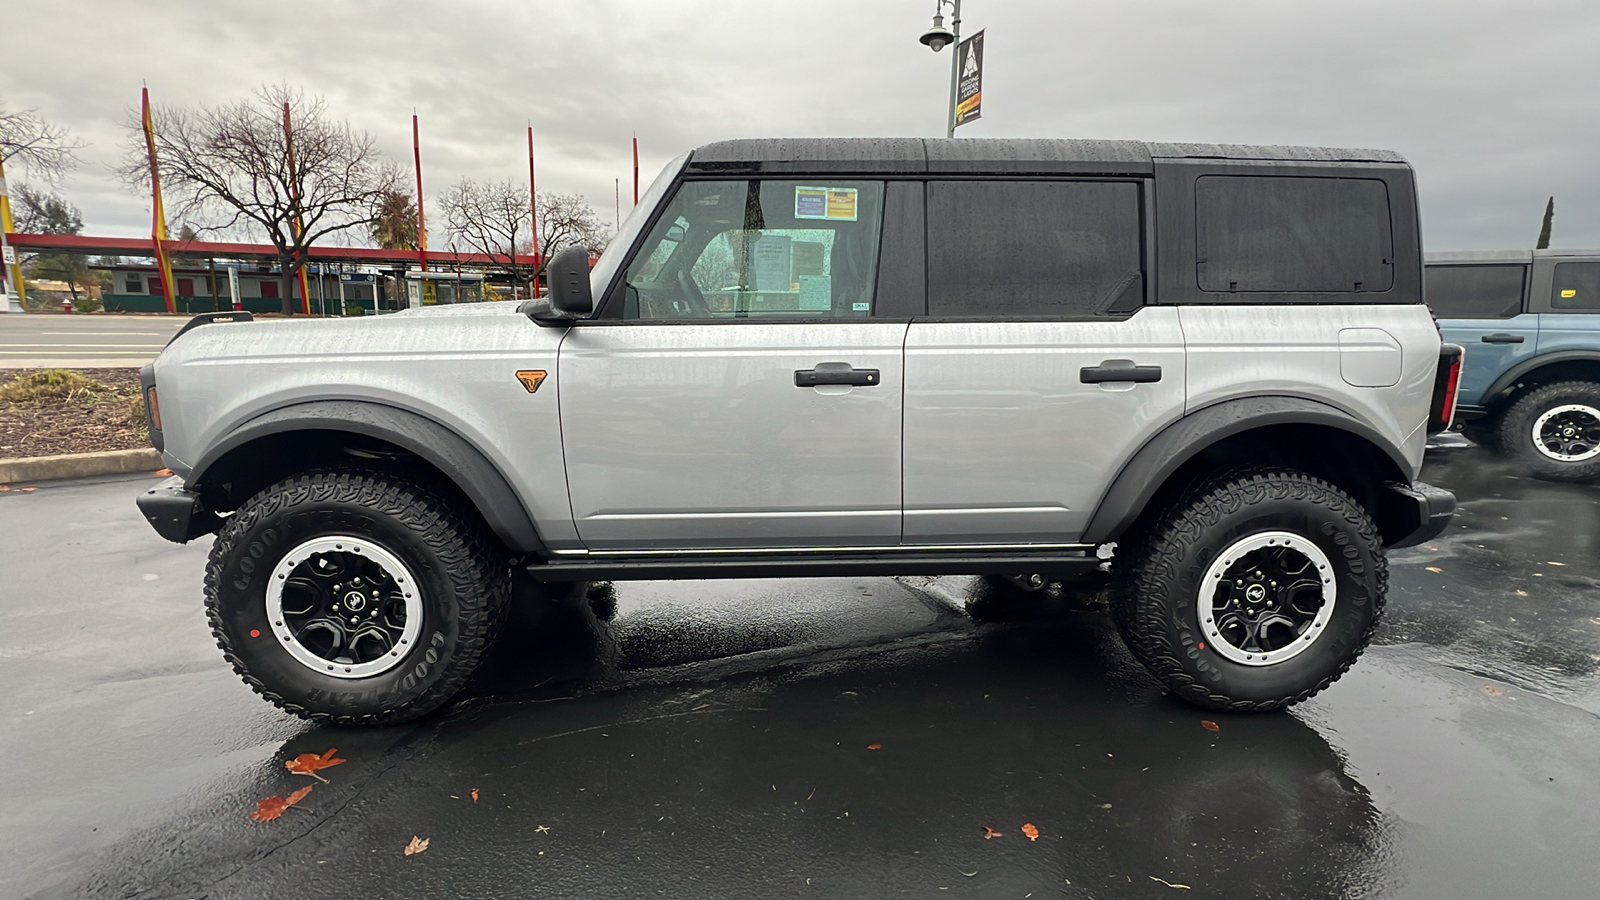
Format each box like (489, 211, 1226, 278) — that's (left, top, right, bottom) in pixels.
(0, 369, 112, 405)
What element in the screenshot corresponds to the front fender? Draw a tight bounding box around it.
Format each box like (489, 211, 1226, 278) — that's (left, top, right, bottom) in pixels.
(189, 400, 545, 552)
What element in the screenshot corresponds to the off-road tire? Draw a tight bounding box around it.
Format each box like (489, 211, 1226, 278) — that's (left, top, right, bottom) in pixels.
(1111, 468, 1387, 712)
(205, 469, 510, 725)
(1497, 381, 1600, 482)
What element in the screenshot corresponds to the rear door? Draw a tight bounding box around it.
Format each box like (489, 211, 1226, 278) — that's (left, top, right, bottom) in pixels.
(1426, 262, 1536, 409)
(1537, 258, 1600, 358)
(558, 178, 907, 551)
(901, 179, 1187, 544)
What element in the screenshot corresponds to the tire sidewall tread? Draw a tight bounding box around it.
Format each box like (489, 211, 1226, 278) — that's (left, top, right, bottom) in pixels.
(204, 469, 508, 726)
(1112, 468, 1388, 713)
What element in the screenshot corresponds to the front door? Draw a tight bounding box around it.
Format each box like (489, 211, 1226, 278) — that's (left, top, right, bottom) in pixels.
(558, 177, 903, 551)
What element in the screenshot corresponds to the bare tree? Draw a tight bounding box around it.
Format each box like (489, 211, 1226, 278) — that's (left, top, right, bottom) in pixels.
(440, 179, 608, 296)
(0, 102, 83, 184)
(120, 84, 399, 314)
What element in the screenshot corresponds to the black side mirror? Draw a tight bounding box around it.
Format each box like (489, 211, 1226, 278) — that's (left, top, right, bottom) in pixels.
(546, 246, 594, 315)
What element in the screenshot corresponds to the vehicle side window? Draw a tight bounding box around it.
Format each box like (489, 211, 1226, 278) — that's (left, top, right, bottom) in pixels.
(926, 180, 1144, 317)
(621, 180, 884, 320)
(1551, 262, 1600, 310)
(1196, 176, 1393, 294)
(1424, 265, 1526, 318)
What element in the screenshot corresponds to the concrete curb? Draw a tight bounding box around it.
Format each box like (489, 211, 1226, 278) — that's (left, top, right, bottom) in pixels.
(0, 448, 165, 484)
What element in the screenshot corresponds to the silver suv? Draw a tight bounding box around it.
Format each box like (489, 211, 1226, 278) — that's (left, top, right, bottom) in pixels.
(137, 138, 1460, 725)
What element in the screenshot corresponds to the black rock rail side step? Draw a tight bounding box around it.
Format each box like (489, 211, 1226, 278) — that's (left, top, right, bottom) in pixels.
(525, 549, 1107, 582)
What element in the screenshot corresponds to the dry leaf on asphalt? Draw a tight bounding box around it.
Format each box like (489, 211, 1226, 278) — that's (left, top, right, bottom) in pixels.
(1021, 823, 1039, 841)
(471, 788, 479, 803)
(152, 468, 173, 476)
(1484, 685, 1505, 696)
(867, 743, 882, 750)
(1425, 566, 1443, 573)
(981, 826, 1003, 839)
(1150, 876, 1192, 890)
(404, 835, 430, 856)
(285, 748, 347, 782)
(1548, 561, 1567, 566)
(0, 485, 9, 492)
(1200, 720, 1220, 732)
(1516, 590, 1529, 597)
(250, 785, 313, 822)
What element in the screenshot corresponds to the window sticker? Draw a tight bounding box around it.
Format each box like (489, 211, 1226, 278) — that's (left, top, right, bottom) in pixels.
(748, 235, 793, 292)
(798, 275, 832, 310)
(1562, 289, 1578, 298)
(852, 301, 870, 312)
(795, 186, 858, 221)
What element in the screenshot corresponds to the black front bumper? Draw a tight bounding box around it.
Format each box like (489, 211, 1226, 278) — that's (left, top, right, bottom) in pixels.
(137, 475, 222, 543)
(1380, 480, 1456, 549)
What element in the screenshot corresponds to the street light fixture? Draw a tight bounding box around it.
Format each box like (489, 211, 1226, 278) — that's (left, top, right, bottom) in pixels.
(919, 0, 963, 138)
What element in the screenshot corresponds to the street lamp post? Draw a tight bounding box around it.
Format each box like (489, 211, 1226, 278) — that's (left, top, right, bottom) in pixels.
(919, 0, 962, 138)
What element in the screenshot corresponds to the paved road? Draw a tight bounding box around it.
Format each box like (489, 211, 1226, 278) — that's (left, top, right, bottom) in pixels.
(2, 440, 1598, 899)
(0, 314, 186, 367)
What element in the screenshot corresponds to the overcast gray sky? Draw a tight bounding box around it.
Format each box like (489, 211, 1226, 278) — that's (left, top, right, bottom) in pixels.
(4, 0, 1598, 250)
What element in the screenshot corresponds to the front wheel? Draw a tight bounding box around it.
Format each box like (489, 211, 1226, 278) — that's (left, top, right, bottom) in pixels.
(205, 469, 509, 725)
(1498, 381, 1600, 482)
(1111, 469, 1386, 712)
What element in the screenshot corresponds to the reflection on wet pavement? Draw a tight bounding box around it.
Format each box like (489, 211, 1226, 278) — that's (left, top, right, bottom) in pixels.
(3, 439, 1600, 899)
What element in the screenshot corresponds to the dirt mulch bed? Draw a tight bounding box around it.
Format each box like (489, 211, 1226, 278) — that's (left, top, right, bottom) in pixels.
(0, 369, 151, 458)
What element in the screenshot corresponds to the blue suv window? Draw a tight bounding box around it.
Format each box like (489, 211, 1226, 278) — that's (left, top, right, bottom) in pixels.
(1551, 262, 1600, 310)
(1425, 265, 1525, 318)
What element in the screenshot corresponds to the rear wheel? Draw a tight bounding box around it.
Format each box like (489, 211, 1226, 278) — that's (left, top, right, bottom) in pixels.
(1111, 468, 1386, 712)
(1498, 381, 1600, 481)
(205, 469, 509, 725)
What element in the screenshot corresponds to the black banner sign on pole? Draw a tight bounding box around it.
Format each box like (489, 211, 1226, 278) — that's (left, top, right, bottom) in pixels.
(954, 30, 984, 130)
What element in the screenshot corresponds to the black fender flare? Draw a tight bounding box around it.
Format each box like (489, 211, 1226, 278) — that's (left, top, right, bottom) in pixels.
(1481, 350, 1600, 406)
(1080, 396, 1413, 545)
(189, 400, 544, 552)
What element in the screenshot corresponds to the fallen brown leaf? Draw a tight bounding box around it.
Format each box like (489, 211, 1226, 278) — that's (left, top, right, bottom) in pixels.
(250, 785, 313, 822)
(1021, 823, 1039, 841)
(981, 826, 1003, 839)
(1425, 566, 1443, 573)
(152, 468, 173, 476)
(285, 748, 346, 783)
(1484, 685, 1505, 696)
(1516, 590, 1528, 597)
(866, 743, 882, 751)
(1548, 561, 1567, 567)
(471, 788, 479, 803)
(404, 835, 430, 856)
(1150, 876, 1192, 890)
(15, 486, 34, 493)
(1200, 720, 1220, 732)
(0, 485, 9, 492)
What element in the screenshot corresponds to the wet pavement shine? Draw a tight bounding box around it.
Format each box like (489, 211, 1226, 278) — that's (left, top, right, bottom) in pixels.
(2, 437, 1598, 899)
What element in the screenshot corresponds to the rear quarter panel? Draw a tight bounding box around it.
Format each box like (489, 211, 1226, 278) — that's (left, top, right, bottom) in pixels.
(1179, 304, 1441, 478)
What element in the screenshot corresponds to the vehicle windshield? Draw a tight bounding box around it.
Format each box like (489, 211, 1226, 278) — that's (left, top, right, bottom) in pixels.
(588, 152, 690, 301)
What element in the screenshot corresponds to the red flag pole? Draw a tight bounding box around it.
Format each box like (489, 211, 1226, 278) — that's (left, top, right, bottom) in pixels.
(283, 102, 312, 314)
(141, 87, 177, 314)
(528, 125, 539, 282)
(632, 134, 639, 206)
(413, 113, 428, 273)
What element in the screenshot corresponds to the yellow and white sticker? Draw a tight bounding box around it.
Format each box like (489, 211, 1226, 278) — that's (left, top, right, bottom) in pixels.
(795, 186, 858, 221)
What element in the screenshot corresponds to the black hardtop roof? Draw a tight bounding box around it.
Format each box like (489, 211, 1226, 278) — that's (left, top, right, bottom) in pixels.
(685, 137, 1407, 175)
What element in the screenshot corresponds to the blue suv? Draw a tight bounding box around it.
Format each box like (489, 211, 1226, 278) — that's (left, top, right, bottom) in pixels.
(1427, 250, 1600, 480)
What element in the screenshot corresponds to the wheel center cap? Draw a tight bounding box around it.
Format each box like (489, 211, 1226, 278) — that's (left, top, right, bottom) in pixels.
(343, 592, 367, 611)
(1245, 583, 1267, 603)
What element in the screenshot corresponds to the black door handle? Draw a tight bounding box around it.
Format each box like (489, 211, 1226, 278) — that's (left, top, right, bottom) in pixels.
(1080, 359, 1162, 384)
(795, 362, 880, 387)
(1481, 333, 1525, 344)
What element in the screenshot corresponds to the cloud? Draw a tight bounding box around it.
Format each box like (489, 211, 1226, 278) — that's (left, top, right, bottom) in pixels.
(5, 0, 1600, 249)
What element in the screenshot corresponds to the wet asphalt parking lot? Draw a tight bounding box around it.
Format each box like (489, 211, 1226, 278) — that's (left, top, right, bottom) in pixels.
(3, 437, 1599, 899)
